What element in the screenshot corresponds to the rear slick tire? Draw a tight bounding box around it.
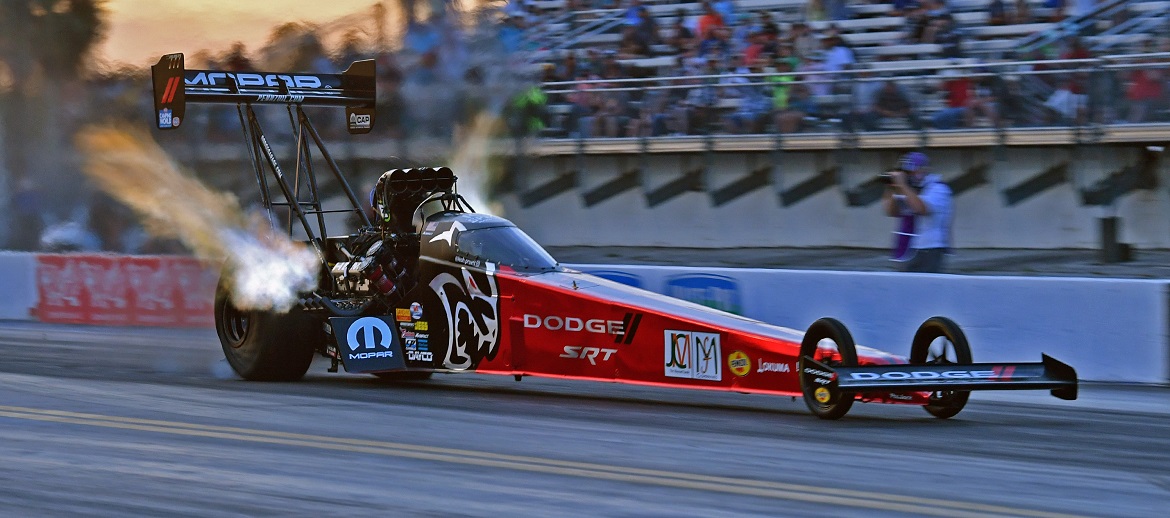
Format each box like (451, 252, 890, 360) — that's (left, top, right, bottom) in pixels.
(214, 275, 319, 381)
(799, 318, 859, 420)
(909, 316, 972, 419)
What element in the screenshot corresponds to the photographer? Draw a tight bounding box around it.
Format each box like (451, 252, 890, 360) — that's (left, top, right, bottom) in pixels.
(881, 152, 953, 273)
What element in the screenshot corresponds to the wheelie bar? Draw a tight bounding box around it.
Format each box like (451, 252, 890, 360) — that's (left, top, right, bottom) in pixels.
(801, 354, 1078, 401)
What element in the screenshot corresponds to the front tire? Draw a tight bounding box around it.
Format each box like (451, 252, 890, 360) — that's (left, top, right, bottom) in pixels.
(909, 316, 972, 419)
(799, 318, 859, 420)
(214, 275, 320, 381)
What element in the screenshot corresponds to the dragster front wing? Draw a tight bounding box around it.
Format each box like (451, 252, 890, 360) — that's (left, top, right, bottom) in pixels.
(801, 354, 1078, 402)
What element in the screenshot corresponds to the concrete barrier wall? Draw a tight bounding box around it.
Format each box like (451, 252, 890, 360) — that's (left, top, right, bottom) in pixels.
(571, 265, 1170, 383)
(0, 252, 36, 320)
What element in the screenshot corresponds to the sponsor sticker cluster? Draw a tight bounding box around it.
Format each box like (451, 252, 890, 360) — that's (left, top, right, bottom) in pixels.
(664, 330, 721, 381)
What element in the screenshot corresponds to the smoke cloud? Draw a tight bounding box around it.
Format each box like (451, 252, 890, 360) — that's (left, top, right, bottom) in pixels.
(76, 124, 318, 312)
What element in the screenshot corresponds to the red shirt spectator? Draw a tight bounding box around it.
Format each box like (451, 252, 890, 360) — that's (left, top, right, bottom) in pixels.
(697, 1, 725, 42)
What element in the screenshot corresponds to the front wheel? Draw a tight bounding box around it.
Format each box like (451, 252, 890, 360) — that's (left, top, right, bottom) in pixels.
(215, 274, 321, 381)
(799, 318, 859, 420)
(909, 316, 972, 419)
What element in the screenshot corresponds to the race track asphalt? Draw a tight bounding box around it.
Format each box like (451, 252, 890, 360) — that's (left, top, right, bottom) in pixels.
(0, 322, 1167, 517)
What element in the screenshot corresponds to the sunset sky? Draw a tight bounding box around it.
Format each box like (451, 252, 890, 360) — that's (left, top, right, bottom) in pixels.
(98, 0, 388, 67)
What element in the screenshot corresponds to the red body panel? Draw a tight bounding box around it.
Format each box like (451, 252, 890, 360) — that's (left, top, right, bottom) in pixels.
(471, 269, 924, 403)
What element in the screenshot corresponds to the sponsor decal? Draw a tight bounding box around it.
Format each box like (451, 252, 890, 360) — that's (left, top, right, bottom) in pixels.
(423, 222, 438, 235)
(158, 108, 173, 128)
(429, 263, 499, 370)
(256, 94, 305, 103)
(803, 366, 835, 379)
(848, 370, 998, 381)
(160, 76, 180, 103)
(415, 321, 428, 331)
(664, 330, 721, 381)
(395, 308, 411, 322)
(398, 321, 414, 330)
(585, 270, 644, 289)
(728, 351, 750, 377)
(407, 350, 434, 362)
(664, 274, 742, 315)
(888, 393, 914, 401)
(522, 312, 642, 344)
(187, 72, 324, 89)
(349, 112, 371, 129)
(814, 387, 832, 403)
(757, 360, 791, 374)
(560, 346, 617, 365)
(345, 317, 394, 361)
(428, 221, 466, 247)
(409, 301, 423, 320)
(454, 253, 483, 268)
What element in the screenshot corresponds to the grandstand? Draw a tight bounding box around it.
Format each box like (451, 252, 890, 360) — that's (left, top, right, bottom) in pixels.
(515, 0, 1170, 141)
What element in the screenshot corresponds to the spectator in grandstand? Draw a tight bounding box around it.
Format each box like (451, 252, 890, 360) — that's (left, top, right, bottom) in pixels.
(882, 151, 952, 273)
(988, 0, 1009, 25)
(922, 14, 964, 58)
(554, 52, 579, 82)
(697, 1, 725, 45)
(890, 0, 921, 17)
(1013, 0, 1033, 23)
(774, 81, 818, 133)
(931, 70, 998, 129)
(755, 11, 781, 41)
(566, 72, 600, 138)
(722, 58, 771, 134)
(848, 79, 920, 131)
(698, 26, 734, 62)
(622, 0, 644, 27)
(992, 75, 1035, 127)
(743, 31, 771, 67)
(626, 88, 671, 137)
(822, 35, 856, 74)
(1126, 65, 1165, 123)
(805, 0, 828, 22)
(674, 59, 722, 134)
(1044, 78, 1086, 125)
(712, 0, 736, 24)
(789, 22, 818, 62)
(498, 14, 527, 53)
(632, 7, 661, 53)
(667, 9, 696, 53)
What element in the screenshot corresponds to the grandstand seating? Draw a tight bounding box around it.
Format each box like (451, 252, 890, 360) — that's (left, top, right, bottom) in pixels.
(524, 0, 1170, 139)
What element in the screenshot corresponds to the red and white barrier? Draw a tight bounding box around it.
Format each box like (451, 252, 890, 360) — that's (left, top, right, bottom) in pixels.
(33, 254, 217, 328)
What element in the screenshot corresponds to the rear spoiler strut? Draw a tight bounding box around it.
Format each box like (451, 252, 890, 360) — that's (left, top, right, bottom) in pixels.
(150, 53, 376, 134)
(802, 354, 1078, 401)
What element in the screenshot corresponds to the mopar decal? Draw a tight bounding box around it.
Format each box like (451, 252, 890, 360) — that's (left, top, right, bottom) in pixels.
(187, 72, 324, 89)
(664, 330, 721, 381)
(329, 316, 406, 373)
(664, 274, 741, 315)
(429, 262, 499, 370)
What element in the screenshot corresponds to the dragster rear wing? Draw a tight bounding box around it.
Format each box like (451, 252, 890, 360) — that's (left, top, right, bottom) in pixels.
(802, 354, 1078, 401)
(150, 53, 376, 134)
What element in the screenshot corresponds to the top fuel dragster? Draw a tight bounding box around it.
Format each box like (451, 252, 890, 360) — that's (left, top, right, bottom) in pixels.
(151, 53, 1077, 419)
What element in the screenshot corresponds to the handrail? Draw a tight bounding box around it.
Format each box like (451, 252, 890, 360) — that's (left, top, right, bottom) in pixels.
(1016, 0, 1134, 55)
(539, 53, 1170, 94)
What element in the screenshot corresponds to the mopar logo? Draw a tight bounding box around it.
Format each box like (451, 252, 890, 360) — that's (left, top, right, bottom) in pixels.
(187, 72, 324, 89)
(849, 370, 999, 380)
(347, 317, 392, 352)
(665, 274, 741, 315)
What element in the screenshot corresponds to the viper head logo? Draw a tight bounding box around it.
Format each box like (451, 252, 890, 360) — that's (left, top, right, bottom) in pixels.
(429, 263, 499, 370)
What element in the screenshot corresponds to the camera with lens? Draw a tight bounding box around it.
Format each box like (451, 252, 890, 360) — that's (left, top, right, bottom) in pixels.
(879, 170, 903, 185)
